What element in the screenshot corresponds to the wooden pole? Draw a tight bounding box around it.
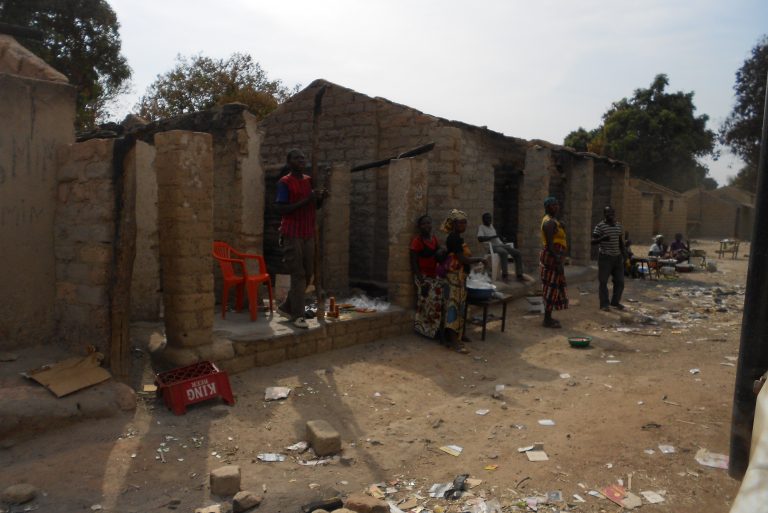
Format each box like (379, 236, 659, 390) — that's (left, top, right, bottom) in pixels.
(312, 85, 328, 323)
(730, 70, 768, 478)
(109, 137, 137, 381)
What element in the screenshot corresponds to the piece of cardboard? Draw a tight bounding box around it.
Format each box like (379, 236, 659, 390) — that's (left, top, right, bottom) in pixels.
(601, 484, 627, 507)
(25, 352, 111, 397)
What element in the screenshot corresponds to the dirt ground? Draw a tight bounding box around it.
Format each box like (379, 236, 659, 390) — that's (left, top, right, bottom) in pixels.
(0, 239, 751, 513)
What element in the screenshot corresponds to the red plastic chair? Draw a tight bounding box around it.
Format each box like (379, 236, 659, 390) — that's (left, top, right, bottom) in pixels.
(212, 241, 273, 321)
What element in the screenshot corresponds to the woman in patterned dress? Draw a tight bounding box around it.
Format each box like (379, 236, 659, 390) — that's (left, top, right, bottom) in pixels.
(441, 209, 486, 353)
(540, 197, 569, 328)
(410, 215, 445, 339)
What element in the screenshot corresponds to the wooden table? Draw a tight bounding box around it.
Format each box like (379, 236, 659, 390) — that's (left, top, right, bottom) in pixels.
(462, 293, 514, 341)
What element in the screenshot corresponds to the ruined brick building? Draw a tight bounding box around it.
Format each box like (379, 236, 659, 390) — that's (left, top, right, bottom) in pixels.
(4, 34, 716, 374)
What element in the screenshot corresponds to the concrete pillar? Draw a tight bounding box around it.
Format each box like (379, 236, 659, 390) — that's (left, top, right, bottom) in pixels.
(129, 140, 160, 321)
(519, 146, 553, 273)
(155, 130, 214, 350)
(566, 157, 594, 265)
(387, 158, 428, 309)
(322, 163, 350, 295)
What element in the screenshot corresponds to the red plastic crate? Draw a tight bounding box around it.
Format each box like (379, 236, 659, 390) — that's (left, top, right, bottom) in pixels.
(155, 361, 235, 415)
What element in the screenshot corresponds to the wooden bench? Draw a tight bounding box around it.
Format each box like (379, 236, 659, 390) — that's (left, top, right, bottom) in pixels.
(717, 240, 740, 259)
(462, 293, 515, 341)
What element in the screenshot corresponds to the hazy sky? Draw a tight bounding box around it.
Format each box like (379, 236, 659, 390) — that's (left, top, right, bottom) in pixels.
(110, 0, 767, 186)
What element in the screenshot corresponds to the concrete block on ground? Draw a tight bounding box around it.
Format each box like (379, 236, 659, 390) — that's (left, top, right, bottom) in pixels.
(233, 490, 262, 512)
(1, 483, 37, 504)
(210, 465, 241, 496)
(344, 493, 388, 513)
(306, 419, 341, 456)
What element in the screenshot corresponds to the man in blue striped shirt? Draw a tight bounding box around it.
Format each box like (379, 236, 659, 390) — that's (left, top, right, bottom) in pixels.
(592, 206, 627, 311)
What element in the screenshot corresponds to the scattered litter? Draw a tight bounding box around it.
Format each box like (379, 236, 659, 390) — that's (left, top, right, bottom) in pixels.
(624, 492, 643, 509)
(642, 422, 661, 430)
(546, 491, 562, 502)
(466, 478, 483, 489)
(640, 490, 666, 504)
(264, 386, 292, 401)
(658, 444, 676, 454)
(587, 490, 602, 498)
(429, 482, 453, 498)
(695, 448, 729, 469)
(605, 463, 613, 469)
(725, 356, 738, 361)
(520, 443, 549, 461)
(559, 373, 571, 379)
(538, 419, 556, 426)
(606, 360, 621, 364)
(257, 453, 286, 462)
(572, 494, 586, 503)
(368, 484, 386, 499)
(285, 441, 309, 452)
(475, 409, 490, 416)
(24, 352, 111, 397)
(439, 445, 463, 457)
(663, 399, 682, 406)
(720, 362, 736, 367)
(298, 456, 337, 466)
(644, 449, 655, 455)
(484, 464, 498, 471)
(142, 384, 157, 393)
(689, 368, 701, 375)
(601, 484, 627, 507)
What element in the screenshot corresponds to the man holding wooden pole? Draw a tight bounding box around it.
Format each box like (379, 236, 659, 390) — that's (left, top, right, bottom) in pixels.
(275, 149, 327, 328)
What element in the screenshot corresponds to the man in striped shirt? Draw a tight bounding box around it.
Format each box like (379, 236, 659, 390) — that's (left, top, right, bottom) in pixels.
(592, 206, 626, 311)
(275, 149, 327, 329)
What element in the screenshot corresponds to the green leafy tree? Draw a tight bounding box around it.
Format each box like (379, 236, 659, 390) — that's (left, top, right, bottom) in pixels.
(564, 127, 600, 153)
(136, 53, 295, 121)
(0, 0, 131, 129)
(564, 74, 716, 192)
(721, 35, 768, 192)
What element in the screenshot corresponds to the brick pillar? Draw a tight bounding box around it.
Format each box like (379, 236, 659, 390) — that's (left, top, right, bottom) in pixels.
(519, 146, 553, 273)
(566, 157, 594, 265)
(130, 140, 160, 321)
(323, 163, 350, 295)
(610, 164, 629, 225)
(237, 112, 265, 254)
(155, 131, 214, 350)
(387, 158, 428, 308)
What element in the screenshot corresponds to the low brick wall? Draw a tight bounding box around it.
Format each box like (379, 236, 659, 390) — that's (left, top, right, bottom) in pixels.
(216, 308, 413, 374)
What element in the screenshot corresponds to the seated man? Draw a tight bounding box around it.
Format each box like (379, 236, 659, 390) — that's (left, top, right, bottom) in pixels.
(669, 233, 690, 263)
(477, 212, 527, 282)
(648, 234, 668, 258)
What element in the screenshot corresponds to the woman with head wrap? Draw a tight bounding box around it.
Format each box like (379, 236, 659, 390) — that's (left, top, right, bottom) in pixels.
(540, 197, 568, 328)
(410, 214, 446, 339)
(441, 209, 487, 353)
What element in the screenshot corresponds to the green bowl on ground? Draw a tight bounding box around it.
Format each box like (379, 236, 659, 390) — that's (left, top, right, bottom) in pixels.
(568, 336, 592, 348)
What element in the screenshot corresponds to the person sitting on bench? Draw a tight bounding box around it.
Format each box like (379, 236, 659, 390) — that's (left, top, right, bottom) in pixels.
(669, 233, 690, 263)
(477, 212, 527, 282)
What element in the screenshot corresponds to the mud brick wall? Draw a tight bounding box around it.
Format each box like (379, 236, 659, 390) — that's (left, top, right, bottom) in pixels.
(453, 128, 528, 259)
(623, 187, 654, 245)
(0, 65, 75, 349)
(155, 131, 215, 351)
(518, 146, 554, 272)
(54, 139, 117, 352)
(657, 193, 688, 240)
